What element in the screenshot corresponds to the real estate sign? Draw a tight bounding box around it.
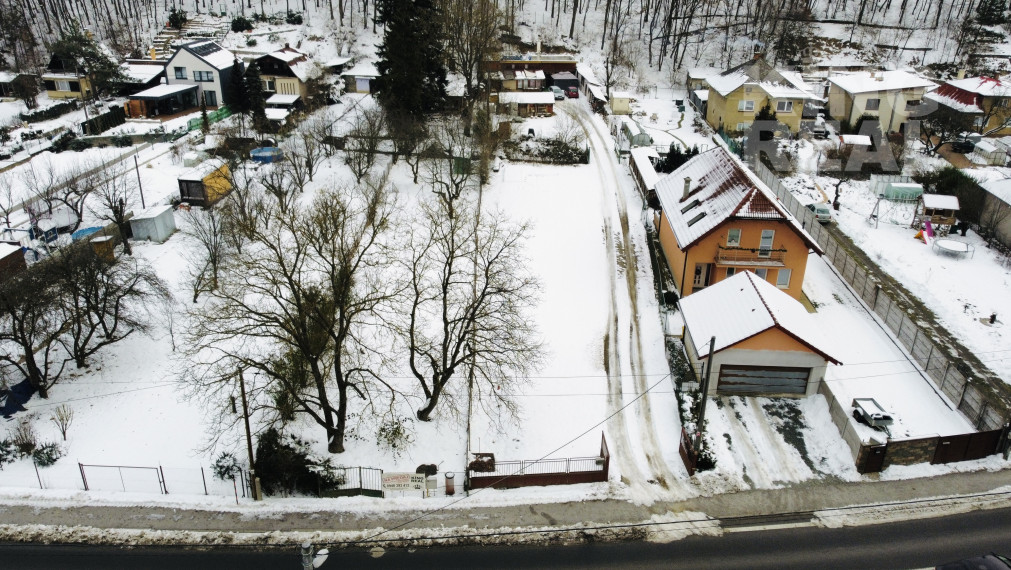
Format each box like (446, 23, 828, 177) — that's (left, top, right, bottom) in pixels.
(382, 472, 425, 491)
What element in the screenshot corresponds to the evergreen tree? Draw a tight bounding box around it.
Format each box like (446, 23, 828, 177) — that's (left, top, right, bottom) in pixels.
(976, 0, 1007, 26)
(375, 0, 448, 118)
(660, 143, 699, 173)
(243, 61, 267, 132)
(229, 59, 248, 114)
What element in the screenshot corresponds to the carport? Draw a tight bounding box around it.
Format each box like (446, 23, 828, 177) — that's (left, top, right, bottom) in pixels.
(125, 83, 199, 119)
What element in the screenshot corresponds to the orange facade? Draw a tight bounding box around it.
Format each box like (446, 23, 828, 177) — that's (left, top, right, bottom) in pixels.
(657, 214, 811, 300)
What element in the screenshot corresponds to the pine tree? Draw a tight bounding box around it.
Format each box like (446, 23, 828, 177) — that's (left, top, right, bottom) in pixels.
(49, 20, 127, 101)
(200, 93, 210, 134)
(229, 60, 248, 115)
(243, 61, 267, 132)
(375, 0, 448, 118)
(976, 0, 1007, 26)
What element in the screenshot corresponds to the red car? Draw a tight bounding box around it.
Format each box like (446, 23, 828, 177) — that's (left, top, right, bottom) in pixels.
(565, 86, 579, 98)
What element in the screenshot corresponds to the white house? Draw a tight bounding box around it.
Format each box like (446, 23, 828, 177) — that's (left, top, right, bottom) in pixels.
(165, 40, 242, 108)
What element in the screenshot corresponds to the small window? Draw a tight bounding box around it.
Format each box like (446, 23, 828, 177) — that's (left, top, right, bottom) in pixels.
(776, 101, 793, 113)
(687, 212, 707, 226)
(203, 90, 217, 106)
(727, 228, 741, 247)
(262, 78, 276, 92)
(865, 98, 880, 111)
(174, 67, 187, 80)
(680, 199, 700, 214)
(736, 122, 752, 131)
(974, 115, 985, 127)
(759, 229, 775, 257)
(776, 268, 792, 288)
(55, 80, 71, 92)
(193, 70, 214, 82)
(755, 268, 768, 280)
(726, 267, 736, 278)
(906, 99, 921, 107)
(738, 100, 755, 112)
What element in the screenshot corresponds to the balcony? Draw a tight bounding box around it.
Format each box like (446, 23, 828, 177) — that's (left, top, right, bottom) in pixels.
(715, 245, 787, 267)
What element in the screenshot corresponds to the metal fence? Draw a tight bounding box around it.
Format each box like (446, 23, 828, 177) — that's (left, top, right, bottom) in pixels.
(750, 159, 1008, 431)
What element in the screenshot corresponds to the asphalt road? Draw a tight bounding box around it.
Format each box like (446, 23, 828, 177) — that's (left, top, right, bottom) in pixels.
(2, 507, 1009, 569)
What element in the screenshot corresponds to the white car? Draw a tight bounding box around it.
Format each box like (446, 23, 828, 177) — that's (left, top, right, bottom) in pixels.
(806, 202, 832, 224)
(549, 86, 564, 100)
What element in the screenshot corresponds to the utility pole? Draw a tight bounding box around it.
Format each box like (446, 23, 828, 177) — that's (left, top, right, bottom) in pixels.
(693, 336, 716, 453)
(238, 368, 262, 500)
(133, 155, 146, 209)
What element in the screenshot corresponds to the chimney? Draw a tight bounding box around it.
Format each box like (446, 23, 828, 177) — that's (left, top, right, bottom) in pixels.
(149, 46, 157, 61)
(957, 68, 966, 79)
(284, 43, 290, 50)
(682, 177, 692, 200)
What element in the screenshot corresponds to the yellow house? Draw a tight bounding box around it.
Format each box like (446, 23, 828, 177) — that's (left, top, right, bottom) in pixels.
(925, 75, 1011, 136)
(255, 45, 313, 101)
(679, 271, 841, 397)
(42, 55, 93, 100)
(827, 70, 935, 133)
(705, 57, 816, 134)
(653, 146, 823, 301)
(178, 160, 232, 207)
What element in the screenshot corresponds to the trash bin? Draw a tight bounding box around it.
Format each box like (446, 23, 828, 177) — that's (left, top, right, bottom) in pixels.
(445, 472, 455, 496)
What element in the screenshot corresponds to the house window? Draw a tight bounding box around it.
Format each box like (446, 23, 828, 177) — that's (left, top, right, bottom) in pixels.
(736, 122, 752, 131)
(727, 228, 741, 247)
(55, 80, 71, 92)
(738, 100, 755, 112)
(174, 67, 187, 79)
(726, 267, 736, 278)
(755, 268, 769, 280)
(262, 78, 276, 92)
(974, 116, 985, 127)
(193, 71, 214, 82)
(776, 268, 792, 289)
(906, 99, 921, 108)
(998, 98, 1010, 108)
(203, 90, 217, 106)
(759, 229, 774, 257)
(865, 98, 881, 111)
(776, 101, 793, 113)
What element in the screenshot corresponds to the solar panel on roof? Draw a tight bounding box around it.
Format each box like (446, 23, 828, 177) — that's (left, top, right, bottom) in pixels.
(190, 42, 222, 57)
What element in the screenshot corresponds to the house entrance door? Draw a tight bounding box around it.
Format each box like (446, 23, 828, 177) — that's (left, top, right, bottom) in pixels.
(692, 263, 710, 288)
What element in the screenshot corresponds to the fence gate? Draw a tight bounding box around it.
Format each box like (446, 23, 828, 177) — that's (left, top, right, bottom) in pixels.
(933, 429, 1003, 464)
(858, 445, 887, 474)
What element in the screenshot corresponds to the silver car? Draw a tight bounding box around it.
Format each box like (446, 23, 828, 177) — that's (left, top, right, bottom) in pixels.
(806, 202, 832, 224)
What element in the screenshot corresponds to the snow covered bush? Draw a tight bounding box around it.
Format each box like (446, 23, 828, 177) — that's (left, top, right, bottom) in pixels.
(211, 452, 242, 481)
(0, 439, 16, 469)
(30, 442, 63, 467)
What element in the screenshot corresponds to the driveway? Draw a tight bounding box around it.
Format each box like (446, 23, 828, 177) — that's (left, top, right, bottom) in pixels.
(934, 142, 975, 169)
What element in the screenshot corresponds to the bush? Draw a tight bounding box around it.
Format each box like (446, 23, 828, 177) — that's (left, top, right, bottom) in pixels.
(68, 139, 92, 152)
(168, 7, 187, 30)
(286, 12, 303, 24)
(112, 134, 133, 147)
(246, 38, 258, 47)
(231, 16, 252, 32)
(31, 442, 63, 467)
(212, 451, 242, 480)
(0, 439, 16, 469)
(253, 428, 342, 496)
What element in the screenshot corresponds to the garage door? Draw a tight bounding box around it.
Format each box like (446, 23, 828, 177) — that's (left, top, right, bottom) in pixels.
(717, 365, 810, 395)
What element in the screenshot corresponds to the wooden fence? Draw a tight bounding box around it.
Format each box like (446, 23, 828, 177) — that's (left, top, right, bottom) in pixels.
(468, 433, 610, 489)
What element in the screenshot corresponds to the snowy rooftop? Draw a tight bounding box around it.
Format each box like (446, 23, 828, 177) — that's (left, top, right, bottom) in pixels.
(653, 146, 822, 253)
(498, 91, 555, 105)
(265, 93, 300, 106)
(943, 76, 1011, 97)
(707, 59, 817, 99)
(130, 83, 198, 99)
(922, 193, 960, 210)
(343, 62, 379, 77)
(265, 108, 290, 121)
(575, 62, 601, 86)
(981, 177, 1011, 206)
(827, 70, 935, 94)
(0, 242, 20, 258)
(179, 159, 226, 181)
(693, 89, 709, 101)
(629, 147, 660, 190)
(132, 205, 175, 220)
(679, 271, 840, 362)
(687, 67, 720, 80)
(446, 72, 467, 98)
(840, 134, 872, 146)
(121, 63, 164, 83)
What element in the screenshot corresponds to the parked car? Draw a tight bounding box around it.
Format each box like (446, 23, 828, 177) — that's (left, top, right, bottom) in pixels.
(565, 86, 579, 98)
(805, 202, 833, 224)
(549, 86, 564, 100)
(936, 553, 1011, 569)
(950, 138, 975, 153)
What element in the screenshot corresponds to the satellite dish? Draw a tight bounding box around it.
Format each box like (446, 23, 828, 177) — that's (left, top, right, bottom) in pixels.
(312, 548, 330, 568)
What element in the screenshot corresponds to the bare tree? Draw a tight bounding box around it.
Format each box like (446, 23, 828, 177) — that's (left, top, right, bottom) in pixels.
(424, 119, 477, 214)
(385, 108, 427, 166)
(48, 244, 169, 369)
(88, 168, 139, 255)
(259, 162, 298, 214)
(440, 0, 502, 97)
(50, 404, 74, 441)
(184, 180, 402, 453)
(183, 208, 227, 303)
(402, 192, 542, 421)
(344, 105, 386, 183)
(0, 260, 66, 399)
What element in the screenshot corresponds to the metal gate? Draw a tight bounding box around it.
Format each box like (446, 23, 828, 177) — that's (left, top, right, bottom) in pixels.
(933, 429, 1003, 464)
(717, 365, 809, 395)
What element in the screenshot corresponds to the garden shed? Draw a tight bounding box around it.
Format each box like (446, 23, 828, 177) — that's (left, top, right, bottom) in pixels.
(178, 160, 232, 207)
(129, 205, 177, 243)
(610, 91, 632, 114)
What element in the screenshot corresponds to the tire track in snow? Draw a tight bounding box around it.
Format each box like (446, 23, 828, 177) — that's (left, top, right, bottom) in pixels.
(722, 397, 814, 488)
(570, 104, 678, 489)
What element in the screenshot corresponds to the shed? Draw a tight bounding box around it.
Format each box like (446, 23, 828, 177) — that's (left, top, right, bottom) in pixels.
(178, 160, 232, 207)
(341, 62, 379, 94)
(0, 242, 26, 282)
(550, 71, 579, 91)
(619, 116, 653, 148)
(629, 147, 660, 203)
(129, 205, 177, 243)
(677, 271, 841, 397)
(912, 193, 960, 230)
(972, 140, 1006, 166)
(611, 91, 632, 115)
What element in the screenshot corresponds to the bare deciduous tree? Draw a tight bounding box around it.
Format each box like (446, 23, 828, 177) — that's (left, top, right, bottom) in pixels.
(403, 192, 542, 422)
(51, 404, 74, 441)
(440, 0, 502, 97)
(344, 105, 386, 183)
(183, 208, 227, 303)
(0, 265, 64, 399)
(88, 168, 138, 255)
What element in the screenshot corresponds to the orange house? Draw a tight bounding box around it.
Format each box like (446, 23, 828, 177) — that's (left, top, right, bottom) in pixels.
(653, 146, 822, 300)
(679, 271, 841, 397)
